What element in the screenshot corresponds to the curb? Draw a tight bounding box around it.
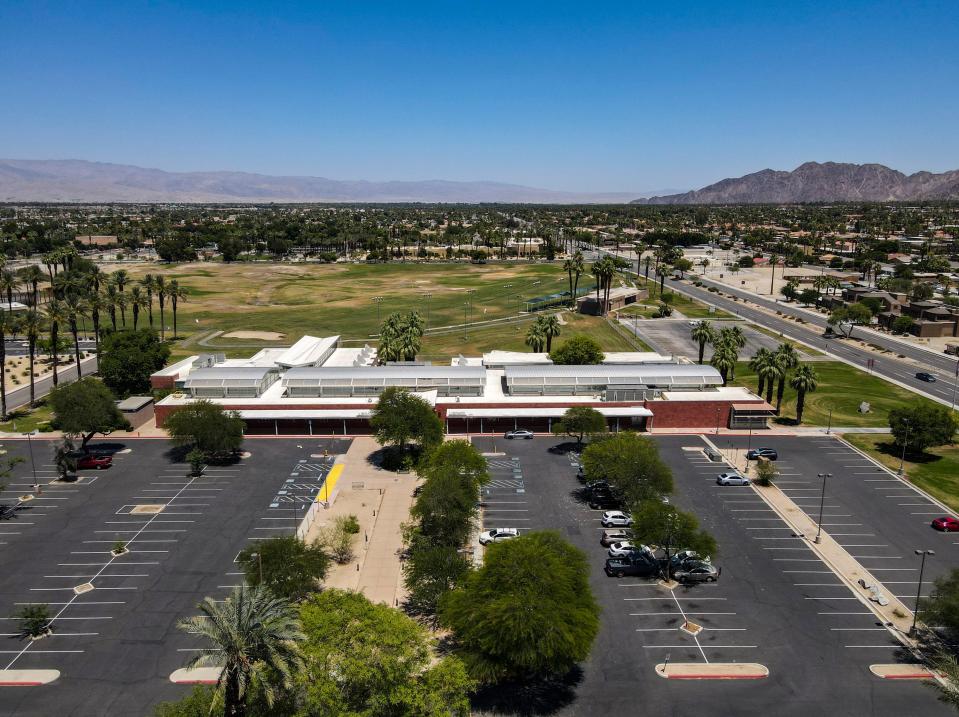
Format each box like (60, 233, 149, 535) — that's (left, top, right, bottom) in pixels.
(655, 663, 768, 680)
(0, 669, 60, 686)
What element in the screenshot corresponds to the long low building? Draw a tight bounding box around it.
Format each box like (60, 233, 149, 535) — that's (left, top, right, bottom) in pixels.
(151, 335, 772, 434)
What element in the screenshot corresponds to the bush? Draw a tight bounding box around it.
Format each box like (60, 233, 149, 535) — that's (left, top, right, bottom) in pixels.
(754, 459, 778, 486)
(18, 604, 52, 638)
(343, 515, 360, 534)
(238, 535, 331, 600)
(320, 516, 356, 564)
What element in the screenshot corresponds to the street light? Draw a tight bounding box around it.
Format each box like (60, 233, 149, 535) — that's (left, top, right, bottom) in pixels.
(898, 420, 911, 476)
(814, 473, 832, 544)
(910, 549, 935, 637)
(250, 551, 264, 584)
(26, 429, 39, 494)
(372, 296, 385, 327)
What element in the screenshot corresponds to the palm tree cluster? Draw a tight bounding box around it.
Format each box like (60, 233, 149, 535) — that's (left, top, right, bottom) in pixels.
(590, 256, 620, 315)
(377, 311, 425, 362)
(707, 325, 746, 385)
(748, 343, 819, 423)
(524, 313, 562, 353)
(562, 251, 586, 307)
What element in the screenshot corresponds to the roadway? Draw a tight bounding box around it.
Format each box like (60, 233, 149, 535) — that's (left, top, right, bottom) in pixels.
(592, 247, 959, 407)
(5, 356, 99, 414)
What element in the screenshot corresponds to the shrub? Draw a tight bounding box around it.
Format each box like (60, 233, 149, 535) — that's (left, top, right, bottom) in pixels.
(754, 459, 777, 486)
(343, 515, 361, 534)
(320, 516, 356, 564)
(18, 604, 52, 638)
(112, 540, 128, 555)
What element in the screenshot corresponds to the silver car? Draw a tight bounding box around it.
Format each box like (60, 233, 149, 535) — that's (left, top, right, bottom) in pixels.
(717, 472, 750, 486)
(673, 561, 720, 583)
(505, 430, 534, 439)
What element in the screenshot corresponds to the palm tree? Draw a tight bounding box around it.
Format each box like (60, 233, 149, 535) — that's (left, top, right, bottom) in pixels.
(748, 347, 775, 398)
(86, 290, 106, 353)
(563, 258, 575, 304)
(656, 264, 669, 297)
(44, 300, 68, 388)
(111, 269, 129, 293)
(129, 286, 147, 331)
(538, 314, 562, 352)
(790, 365, 819, 424)
(20, 310, 42, 405)
(525, 322, 546, 352)
(20, 265, 45, 307)
(709, 343, 737, 386)
(177, 586, 304, 717)
(690, 320, 715, 364)
(0, 311, 15, 418)
(773, 343, 800, 414)
(105, 284, 119, 331)
(168, 280, 188, 338)
(718, 326, 746, 380)
(570, 251, 585, 306)
(141, 274, 155, 327)
(155, 275, 168, 340)
(116, 291, 129, 328)
(64, 296, 85, 378)
(0, 269, 19, 307)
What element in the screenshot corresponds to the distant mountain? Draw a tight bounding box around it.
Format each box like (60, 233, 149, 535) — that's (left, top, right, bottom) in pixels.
(0, 159, 642, 204)
(634, 162, 959, 204)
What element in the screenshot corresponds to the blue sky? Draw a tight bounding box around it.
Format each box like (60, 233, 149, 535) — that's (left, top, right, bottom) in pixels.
(1, 0, 957, 192)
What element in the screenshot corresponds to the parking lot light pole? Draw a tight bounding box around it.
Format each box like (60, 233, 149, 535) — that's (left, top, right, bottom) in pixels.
(814, 473, 832, 544)
(898, 420, 911, 476)
(26, 429, 39, 494)
(910, 549, 934, 637)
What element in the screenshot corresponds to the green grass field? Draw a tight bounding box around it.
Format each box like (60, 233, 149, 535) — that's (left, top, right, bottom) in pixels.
(732, 360, 938, 427)
(0, 402, 53, 433)
(844, 433, 959, 513)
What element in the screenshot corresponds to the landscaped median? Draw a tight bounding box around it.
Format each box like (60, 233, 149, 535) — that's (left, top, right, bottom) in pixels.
(0, 669, 61, 686)
(655, 663, 768, 680)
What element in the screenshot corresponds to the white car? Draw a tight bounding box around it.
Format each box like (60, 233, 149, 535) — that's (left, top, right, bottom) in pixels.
(505, 430, 534, 439)
(717, 472, 750, 486)
(608, 541, 649, 557)
(601, 511, 633, 527)
(479, 527, 519, 545)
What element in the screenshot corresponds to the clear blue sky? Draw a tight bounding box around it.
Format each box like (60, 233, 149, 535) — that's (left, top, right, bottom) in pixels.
(1, 0, 957, 192)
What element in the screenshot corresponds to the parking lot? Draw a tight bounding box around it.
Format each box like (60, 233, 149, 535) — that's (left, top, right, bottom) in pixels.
(0, 436, 348, 716)
(622, 318, 813, 360)
(472, 434, 950, 716)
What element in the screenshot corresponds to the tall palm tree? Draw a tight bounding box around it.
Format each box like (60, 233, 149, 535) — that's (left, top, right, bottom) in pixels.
(690, 320, 715, 364)
(525, 322, 546, 352)
(86, 290, 106, 353)
(571, 250, 585, 304)
(141, 274, 155, 328)
(718, 326, 746, 380)
(177, 586, 304, 717)
(538, 314, 562, 352)
(20, 309, 42, 405)
(563, 257, 575, 304)
(44, 300, 68, 388)
(748, 347, 775, 397)
(129, 286, 147, 331)
(64, 296, 85, 379)
(773, 343, 800, 414)
(111, 269, 129, 293)
(789, 365, 819, 425)
(20, 265, 45, 307)
(0, 311, 15, 419)
(709, 343, 737, 386)
(656, 264, 669, 297)
(0, 269, 19, 307)
(155, 275, 168, 340)
(105, 284, 119, 331)
(169, 280, 188, 338)
(116, 291, 129, 328)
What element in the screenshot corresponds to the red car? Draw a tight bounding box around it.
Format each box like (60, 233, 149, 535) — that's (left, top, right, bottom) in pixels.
(76, 454, 113, 470)
(931, 516, 959, 532)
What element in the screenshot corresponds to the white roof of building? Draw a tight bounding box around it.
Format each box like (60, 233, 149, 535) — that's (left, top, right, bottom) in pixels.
(322, 346, 377, 367)
(602, 352, 673, 364)
(482, 351, 553, 366)
(283, 365, 486, 382)
(504, 364, 722, 385)
(181, 366, 274, 388)
(276, 335, 339, 368)
(153, 355, 199, 377)
(445, 406, 653, 418)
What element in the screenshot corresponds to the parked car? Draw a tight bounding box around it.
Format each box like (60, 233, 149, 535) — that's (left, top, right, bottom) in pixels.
(931, 516, 959, 532)
(76, 454, 113, 470)
(601, 528, 635, 547)
(703, 447, 723, 462)
(479, 527, 519, 545)
(605, 553, 660, 578)
(608, 541, 650, 558)
(746, 448, 778, 461)
(601, 511, 633, 527)
(717, 471, 750, 486)
(505, 430, 534, 439)
(589, 493, 622, 510)
(916, 372, 938, 383)
(673, 560, 720, 583)
(670, 550, 709, 571)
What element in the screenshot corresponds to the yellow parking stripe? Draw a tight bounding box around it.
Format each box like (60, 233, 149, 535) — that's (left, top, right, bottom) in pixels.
(316, 464, 343, 503)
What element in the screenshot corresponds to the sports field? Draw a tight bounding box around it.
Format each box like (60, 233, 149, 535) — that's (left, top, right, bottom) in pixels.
(120, 261, 650, 360)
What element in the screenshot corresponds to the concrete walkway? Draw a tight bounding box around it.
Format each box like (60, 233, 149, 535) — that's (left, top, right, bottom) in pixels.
(305, 437, 417, 606)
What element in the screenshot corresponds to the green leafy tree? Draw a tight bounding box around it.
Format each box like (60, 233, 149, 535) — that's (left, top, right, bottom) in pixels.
(99, 328, 171, 397)
(165, 399, 245, 458)
(403, 544, 472, 617)
(238, 536, 331, 601)
(581, 432, 673, 509)
(889, 404, 959, 455)
(410, 469, 479, 549)
(177, 586, 304, 717)
(370, 387, 443, 452)
(920, 569, 959, 639)
(789, 364, 819, 424)
(548, 334, 604, 365)
(690, 320, 715, 365)
(891, 315, 915, 334)
(299, 589, 474, 716)
(827, 303, 872, 338)
(798, 288, 820, 306)
(673, 257, 693, 278)
(439, 531, 600, 682)
(630, 500, 717, 566)
(419, 439, 489, 487)
(551, 405, 607, 445)
(753, 459, 778, 486)
(49, 378, 129, 448)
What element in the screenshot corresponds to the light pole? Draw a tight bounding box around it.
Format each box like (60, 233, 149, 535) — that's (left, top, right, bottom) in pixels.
(26, 429, 39, 494)
(372, 296, 385, 328)
(715, 407, 722, 435)
(898, 420, 910, 476)
(250, 551, 264, 584)
(421, 293, 432, 331)
(910, 549, 934, 637)
(826, 408, 833, 435)
(814, 472, 832, 544)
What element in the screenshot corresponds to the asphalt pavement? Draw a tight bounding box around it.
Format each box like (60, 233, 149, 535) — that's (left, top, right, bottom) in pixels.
(4, 356, 99, 414)
(470, 435, 948, 717)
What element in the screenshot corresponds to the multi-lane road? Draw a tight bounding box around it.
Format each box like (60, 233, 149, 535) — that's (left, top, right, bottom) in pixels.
(593, 246, 959, 407)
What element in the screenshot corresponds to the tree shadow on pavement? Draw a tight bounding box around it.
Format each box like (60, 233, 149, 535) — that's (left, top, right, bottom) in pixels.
(470, 667, 583, 716)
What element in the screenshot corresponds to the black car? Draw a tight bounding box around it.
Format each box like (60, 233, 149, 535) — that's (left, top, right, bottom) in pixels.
(746, 447, 778, 460)
(605, 554, 660, 578)
(916, 372, 937, 383)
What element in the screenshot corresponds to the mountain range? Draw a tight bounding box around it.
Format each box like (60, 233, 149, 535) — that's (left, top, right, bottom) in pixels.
(634, 162, 959, 204)
(0, 159, 652, 204)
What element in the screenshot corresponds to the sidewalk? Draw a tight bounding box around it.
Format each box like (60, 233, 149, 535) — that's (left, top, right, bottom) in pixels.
(305, 437, 417, 606)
